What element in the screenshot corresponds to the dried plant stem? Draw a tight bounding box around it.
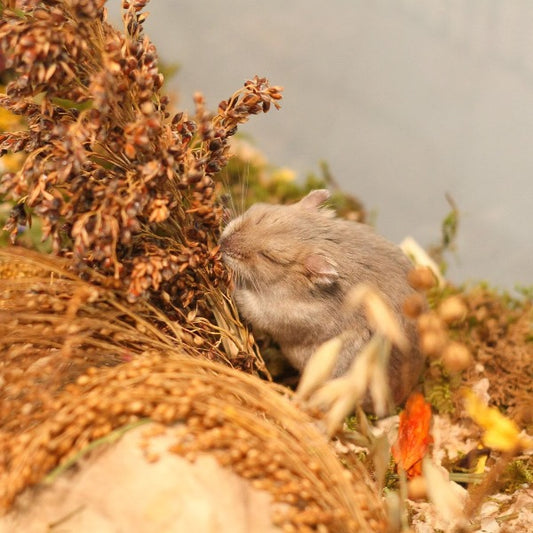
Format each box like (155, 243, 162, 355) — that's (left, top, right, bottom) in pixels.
(465, 450, 517, 519)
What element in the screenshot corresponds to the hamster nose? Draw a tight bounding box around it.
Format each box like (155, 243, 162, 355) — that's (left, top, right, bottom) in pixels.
(219, 233, 235, 256)
(219, 233, 247, 262)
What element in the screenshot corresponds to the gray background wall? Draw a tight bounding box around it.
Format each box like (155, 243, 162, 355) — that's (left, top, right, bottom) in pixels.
(108, 0, 533, 291)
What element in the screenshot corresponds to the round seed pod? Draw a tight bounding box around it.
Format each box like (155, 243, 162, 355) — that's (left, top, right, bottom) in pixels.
(441, 342, 472, 373)
(407, 267, 437, 291)
(438, 295, 468, 325)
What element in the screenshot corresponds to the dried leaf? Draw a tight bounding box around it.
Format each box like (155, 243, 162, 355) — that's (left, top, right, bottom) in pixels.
(391, 392, 432, 478)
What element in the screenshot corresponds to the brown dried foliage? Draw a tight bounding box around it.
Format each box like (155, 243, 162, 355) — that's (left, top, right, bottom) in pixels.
(0, 0, 281, 371)
(456, 288, 533, 428)
(421, 283, 532, 430)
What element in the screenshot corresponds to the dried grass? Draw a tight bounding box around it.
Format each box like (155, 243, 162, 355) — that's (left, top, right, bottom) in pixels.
(0, 248, 387, 532)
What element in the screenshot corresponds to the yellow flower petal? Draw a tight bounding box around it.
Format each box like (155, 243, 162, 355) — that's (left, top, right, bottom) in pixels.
(463, 390, 524, 452)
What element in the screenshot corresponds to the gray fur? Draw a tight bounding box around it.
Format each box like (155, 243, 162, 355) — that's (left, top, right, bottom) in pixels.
(219, 189, 424, 409)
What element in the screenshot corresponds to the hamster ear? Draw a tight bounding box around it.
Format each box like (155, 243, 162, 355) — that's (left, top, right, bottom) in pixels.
(304, 253, 339, 286)
(297, 189, 330, 210)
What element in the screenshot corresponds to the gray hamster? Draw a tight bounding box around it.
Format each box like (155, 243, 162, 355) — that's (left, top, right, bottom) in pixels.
(219, 189, 424, 409)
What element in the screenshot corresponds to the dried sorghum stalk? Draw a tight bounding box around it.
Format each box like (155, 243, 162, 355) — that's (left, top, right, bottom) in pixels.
(0, 0, 282, 339)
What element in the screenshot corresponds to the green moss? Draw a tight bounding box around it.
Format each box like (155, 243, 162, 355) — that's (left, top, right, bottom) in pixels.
(502, 459, 533, 493)
(424, 371, 456, 415)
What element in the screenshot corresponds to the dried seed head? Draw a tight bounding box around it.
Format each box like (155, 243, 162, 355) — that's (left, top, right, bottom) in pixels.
(419, 330, 448, 358)
(407, 266, 438, 291)
(417, 311, 446, 334)
(441, 341, 472, 373)
(407, 476, 428, 500)
(438, 295, 468, 324)
(295, 336, 343, 401)
(346, 284, 409, 353)
(402, 292, 426, 319)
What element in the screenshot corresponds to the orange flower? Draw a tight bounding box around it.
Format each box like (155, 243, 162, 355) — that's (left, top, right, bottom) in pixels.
(392, 392, 433, 478)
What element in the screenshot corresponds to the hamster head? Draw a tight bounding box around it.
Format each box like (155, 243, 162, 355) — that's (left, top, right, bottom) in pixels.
(219, 189, 339, 290)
